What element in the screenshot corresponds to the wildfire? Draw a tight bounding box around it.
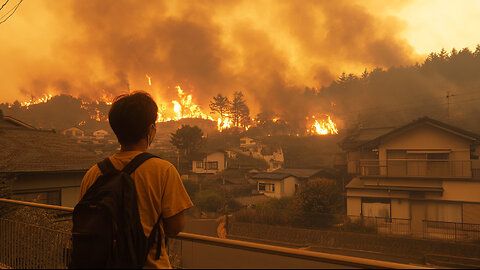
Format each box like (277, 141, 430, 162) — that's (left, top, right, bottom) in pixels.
(154, 85, 213, 123)
(21, 94, 53, 108)
(307, 115, 338, 135)
(217, 115, 233, 131)
(146, 74, 152, 86)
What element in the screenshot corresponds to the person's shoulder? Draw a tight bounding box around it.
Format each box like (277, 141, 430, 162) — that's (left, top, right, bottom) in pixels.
(85, 163, 101, 177)
(142, 156, 175, 170)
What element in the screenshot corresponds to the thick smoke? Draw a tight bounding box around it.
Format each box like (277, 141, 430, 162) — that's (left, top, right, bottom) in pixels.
(0, 0, 418, 126)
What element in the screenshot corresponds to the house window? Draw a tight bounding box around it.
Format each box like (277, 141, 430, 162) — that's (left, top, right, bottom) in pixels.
(13, 190, 61, 206)
(206, 161, 218, 170)
(196, 161, 204, 168)
(361, 197, 391, 218)
(258, 183, 275, 192)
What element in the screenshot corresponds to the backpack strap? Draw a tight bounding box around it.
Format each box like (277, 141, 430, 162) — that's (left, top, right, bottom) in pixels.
(147, 214, 163, 260)
(97, 157, 118, 175)
(122, 152, 158, 175)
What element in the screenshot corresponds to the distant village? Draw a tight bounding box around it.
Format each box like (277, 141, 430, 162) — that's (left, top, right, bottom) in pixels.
(2, 108, 480, 245)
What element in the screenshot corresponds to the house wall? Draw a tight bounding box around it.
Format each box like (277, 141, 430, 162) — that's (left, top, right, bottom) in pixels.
(441, 180, 480, 203)
(192, 152, 225, 174)
(282, 176, 298, 197)
(347, 197, 361, 216)
(347, 122, 480, 231)
(12, 172, 84, 207)
(379, 125, 471, 159)
(391, 198, 410, 219)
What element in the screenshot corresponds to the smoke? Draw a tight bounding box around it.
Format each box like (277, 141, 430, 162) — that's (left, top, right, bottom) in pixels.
(0, 0, 418, 126)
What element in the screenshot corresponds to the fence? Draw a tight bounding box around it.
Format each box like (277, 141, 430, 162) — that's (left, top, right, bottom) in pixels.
(348, 216, 411, 236)
(0, 198, 427, 269)
(423, 220, 480, 242)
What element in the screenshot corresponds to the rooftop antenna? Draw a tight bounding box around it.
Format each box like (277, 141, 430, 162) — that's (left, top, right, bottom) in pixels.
(446, 91, 456, 120)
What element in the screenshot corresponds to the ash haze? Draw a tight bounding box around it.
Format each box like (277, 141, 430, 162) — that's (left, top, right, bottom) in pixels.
(0, 0, 479, 118)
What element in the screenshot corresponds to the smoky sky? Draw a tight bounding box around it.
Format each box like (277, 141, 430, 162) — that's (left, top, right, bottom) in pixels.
(0, 0, 418, 122)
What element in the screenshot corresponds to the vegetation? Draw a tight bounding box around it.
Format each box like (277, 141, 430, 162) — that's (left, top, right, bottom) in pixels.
(169, 125, 204, 160)
(209, 94, 230, 124)
(234, 179, 344, 228)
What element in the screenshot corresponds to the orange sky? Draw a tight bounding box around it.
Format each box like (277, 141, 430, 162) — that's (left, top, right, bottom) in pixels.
(0, 0, 479, 104)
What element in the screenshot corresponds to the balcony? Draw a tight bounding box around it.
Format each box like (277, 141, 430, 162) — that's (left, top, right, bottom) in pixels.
(359, 159, 478, 179)
(0, 198, 427, 269)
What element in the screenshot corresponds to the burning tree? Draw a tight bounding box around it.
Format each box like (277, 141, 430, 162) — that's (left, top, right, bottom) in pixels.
(230, 91, 250, 128)
(209, 94, 231, 125)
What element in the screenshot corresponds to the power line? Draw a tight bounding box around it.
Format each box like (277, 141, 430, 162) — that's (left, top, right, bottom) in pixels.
(0, 0, 9, 11)
(0, 0, 23, 25)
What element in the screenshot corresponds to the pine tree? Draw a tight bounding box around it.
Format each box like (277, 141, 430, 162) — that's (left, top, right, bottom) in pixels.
(230, 91, 250, 127)
(209, 94, 230, 123)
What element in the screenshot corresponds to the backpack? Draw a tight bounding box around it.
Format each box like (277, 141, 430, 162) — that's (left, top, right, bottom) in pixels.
(70, 152, 162, 269)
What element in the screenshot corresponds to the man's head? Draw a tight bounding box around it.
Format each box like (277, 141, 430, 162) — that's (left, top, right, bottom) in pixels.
(109, 91, 158, 146)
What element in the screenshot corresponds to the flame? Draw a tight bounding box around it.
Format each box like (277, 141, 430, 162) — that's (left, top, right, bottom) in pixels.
(154, 85, 213, 123)
(217, 115, 233, 131)
(146, 74, 152, 86)
(308, 115, 338, 135)
(21, 94, 53, 108)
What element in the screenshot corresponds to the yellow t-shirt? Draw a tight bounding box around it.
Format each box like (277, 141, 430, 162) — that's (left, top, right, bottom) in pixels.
(79, 151, 194, 269)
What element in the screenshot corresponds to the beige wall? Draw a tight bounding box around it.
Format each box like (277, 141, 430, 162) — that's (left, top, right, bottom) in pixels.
(391, 198, 410, 219)
(192, 152, 225, 174)
(379, 124, 471, 160)
(442, 180, 480, 203)
(257, 176, 297, 198)
(347, 197, 361, 216)
(13, 172, 84, 207)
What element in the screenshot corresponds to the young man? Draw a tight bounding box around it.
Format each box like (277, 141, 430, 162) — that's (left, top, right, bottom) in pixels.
(79, 91, 193, 269)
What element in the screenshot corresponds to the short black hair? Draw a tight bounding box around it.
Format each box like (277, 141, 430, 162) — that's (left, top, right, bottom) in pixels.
(108, 91, 158, 145)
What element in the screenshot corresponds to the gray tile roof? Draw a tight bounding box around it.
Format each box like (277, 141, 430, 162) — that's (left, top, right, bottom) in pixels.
(272, 168, 323, 178)
(251, 172, 292, 180)
(0, 118, 98, 173)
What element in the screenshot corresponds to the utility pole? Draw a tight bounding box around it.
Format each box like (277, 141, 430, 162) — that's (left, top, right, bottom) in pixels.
(446, 91, 456, 120)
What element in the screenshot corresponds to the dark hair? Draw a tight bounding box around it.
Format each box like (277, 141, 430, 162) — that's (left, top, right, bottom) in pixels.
(108, 91, 158, 145)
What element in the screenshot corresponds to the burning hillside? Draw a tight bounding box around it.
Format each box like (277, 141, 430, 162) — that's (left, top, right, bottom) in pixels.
(0, 88, 340, 136)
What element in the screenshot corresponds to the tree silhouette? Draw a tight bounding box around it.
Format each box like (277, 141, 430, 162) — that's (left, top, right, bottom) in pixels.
(209, 94, 230, 123)
(170, 125, 204, 161)
(230, 91, 250, 128)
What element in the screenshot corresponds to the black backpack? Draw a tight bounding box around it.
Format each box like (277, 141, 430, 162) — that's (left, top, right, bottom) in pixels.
(70, 152, 162, 269)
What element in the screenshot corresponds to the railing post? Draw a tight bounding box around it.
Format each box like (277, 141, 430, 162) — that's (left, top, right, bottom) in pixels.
(454, 222, 457, 241)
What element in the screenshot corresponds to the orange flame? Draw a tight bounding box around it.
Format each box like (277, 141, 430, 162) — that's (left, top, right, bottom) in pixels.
(308, 115, 338, 135)
(21, 94, 53, 108)
(146, 74, 152, 86)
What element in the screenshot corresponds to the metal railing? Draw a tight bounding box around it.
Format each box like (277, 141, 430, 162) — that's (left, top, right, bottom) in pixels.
(359, 159, 475, 178)
(0, 198, 430, 269)
(348, 216, 411, 236)
(423, 220, 480, 242)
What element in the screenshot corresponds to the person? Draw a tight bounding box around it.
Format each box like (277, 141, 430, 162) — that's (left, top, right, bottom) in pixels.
(79, 91, 193, 269)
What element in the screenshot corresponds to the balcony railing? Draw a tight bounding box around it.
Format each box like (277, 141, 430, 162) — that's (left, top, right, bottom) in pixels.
(359, 159, 477, 178)
(0, 198, 428, 269)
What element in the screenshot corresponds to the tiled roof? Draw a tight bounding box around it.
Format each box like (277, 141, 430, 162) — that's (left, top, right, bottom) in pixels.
(0, 118, 98, 173)
(251, 172, 291, 180)
(272, 168, 323, 178)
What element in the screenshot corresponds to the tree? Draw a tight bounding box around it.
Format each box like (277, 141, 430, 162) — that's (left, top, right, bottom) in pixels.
(209, 94, 230, 123)
(294, 178, 344, 227)
(230, 91, 250, 128)
(169, 125, 204, 161)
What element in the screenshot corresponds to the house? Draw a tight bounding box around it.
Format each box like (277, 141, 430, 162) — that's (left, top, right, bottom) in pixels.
(240, 137, 256, 148)
(192, 151, 226, 174)
(61, 127, 85, 138)
(340, 117, 480, 236)
(251, 168, 334, 198)
(93, 129, 110, 140)
(0, 114, 98, 207)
